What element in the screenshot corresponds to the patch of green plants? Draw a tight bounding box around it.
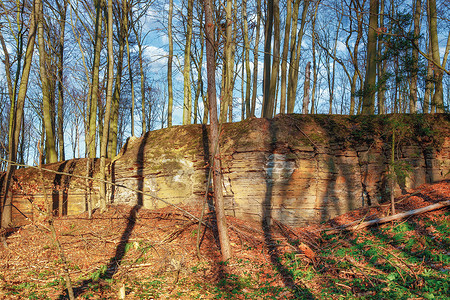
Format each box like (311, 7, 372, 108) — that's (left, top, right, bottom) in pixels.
(90, 264, 107, 281)
(27, 290, 50, 300)
(314, 218, 450, 300)
(134, 278, 163, 299)
(44, 277, 62, 288)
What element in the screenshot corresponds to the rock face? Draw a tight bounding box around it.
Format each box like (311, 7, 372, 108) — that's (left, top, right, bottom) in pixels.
(4, 114, 450, 226)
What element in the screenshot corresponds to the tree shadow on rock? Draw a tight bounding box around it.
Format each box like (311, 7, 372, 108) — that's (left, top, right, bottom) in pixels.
(263, 119, 315, 299)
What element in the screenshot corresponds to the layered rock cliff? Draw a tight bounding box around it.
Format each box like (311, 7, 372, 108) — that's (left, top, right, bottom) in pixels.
(4, 114, 450, 226)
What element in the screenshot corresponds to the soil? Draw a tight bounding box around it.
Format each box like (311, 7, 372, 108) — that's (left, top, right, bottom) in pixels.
(0, 180, 449, 299)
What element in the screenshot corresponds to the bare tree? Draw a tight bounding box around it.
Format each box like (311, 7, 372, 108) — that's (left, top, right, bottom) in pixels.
(204, 0, 231, 261)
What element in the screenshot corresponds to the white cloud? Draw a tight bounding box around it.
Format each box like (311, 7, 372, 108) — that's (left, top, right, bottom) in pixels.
(143, 45, 168, 73)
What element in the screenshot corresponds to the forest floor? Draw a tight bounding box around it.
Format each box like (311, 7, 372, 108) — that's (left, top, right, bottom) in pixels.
(0, 181, 449, 299)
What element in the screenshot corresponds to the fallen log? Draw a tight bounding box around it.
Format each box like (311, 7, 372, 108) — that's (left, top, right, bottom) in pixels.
(327, 200, 450, 234)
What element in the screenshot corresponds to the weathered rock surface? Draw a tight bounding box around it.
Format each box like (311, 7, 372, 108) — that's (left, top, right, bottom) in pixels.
(4, 114, 450, 226)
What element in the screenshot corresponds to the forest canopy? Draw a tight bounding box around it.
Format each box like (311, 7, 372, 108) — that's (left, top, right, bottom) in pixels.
(0, 0, 449, 166)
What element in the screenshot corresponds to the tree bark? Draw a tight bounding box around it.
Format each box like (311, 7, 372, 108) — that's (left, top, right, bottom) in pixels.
(130, 19, 147, 134)
(2, 0, 39, 228)
(108, 7, 126, 160)
(377, 0, 386, 114)
(220, 0, 233, 123)
(428, 0, 443, 112)
(204, 0, 231, 261)
(268, 0, 280, 118)
(302, 62, 311, 114)
(167, 0, 174, 127)
(279, 0, 292, 114)
(409, 0, 421, 113)
(362, 0, 378, 115)
(56, 0, 67, 161)
(250, 0, 261, 117)
(38, 0, 57, 164)
(241, 0, 251, 119)
(182, 0, 193, 125)
(124, 0, 135, 137)
(262, 0, 274, 118)
(88, 0, 103, 158)
(99, 0, 115, 212)
(287, 0, 309, 114)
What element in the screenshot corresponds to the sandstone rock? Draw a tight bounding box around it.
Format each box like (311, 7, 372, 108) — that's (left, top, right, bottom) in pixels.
(4, 114, 450, 226)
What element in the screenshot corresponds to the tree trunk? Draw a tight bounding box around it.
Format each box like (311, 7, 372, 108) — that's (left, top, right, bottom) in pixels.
(99, 0, 115, 212)
(310, 0, 319, 114)
(242, 0, 251, 119)
(124, 1, 135, 137)
(287, 0, 309, 113)
(204, 0, 231, 261)
(428, 0, 443, 112)
(56, 0, 67, 161)
(2, 0, 39, 228)
(38, 0, 57, 163)
(167, 0, 174, 127)
(88, 0, 103, 158)
(302, 62, 311, 114)
(262, 0, 273, 118)
(329, 12, 342, 114)
(109, 6, 127, 159)
(362, 0, 378, 115)
(250, 0, 261, 117)
(182, 0, 193, 125)
(279, 0, 292, 114)
(267, 0, 280, 118)
(130, 20, 147, 134)
(346, 0, 364, 115)
(409, 0, 421, 113)
(377, 0, 386, 114)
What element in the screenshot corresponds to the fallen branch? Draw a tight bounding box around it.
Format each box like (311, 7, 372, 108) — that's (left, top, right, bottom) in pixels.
(327, 200, 450, 234)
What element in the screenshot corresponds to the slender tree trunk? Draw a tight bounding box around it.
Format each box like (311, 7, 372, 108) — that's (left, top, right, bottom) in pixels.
(262, 0, 274, 118)
(38, 0, 57, 163)
(362, 0, 378, 114)
(409, 0, 421, 113)
(192, 17, 204, 124)
(227, 0, 237, 123)
(0, 32, 16, 119)
(310, 1, 319, 114)
(99, 0, 114, 212)
(287, 0, 308, 113)
(302, 62, 311, 113)
(242, 0, 251, 118)
(377, 0, 386, 114)
(182, 0, 193, 125)
(56, 0, 67, 161)
(167, 0, 174, 127)
(131, 21, 146, 134)
(221, 0, 232, 123)
(428, 0, 443, 112)
(329, 12, 342, 114)
(279, 0, 292, 114)
(124, 1, 135, 136)
(268, 0, 280, 118)
(88, 0, 103, 158)
(108, 32, 124, 160)
(347, 0, 365, 115)
(2, 0, 38, 228)
(204, 0, 231, 261)
(250, 0, 261, 117)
